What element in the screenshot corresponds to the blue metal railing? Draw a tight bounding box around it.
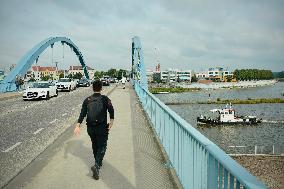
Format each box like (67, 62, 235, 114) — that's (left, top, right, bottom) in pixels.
(133, 81, 267, 189)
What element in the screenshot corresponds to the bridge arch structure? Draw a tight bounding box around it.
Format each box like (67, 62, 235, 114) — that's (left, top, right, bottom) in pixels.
(0, 37, 89, 92)
(131, 36, 148, 90)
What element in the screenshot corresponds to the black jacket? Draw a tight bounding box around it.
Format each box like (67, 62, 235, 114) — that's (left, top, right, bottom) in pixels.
(77, 93, 114, 133)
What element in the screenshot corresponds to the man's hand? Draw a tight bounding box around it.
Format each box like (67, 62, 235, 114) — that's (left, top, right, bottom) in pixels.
(74, 123, 81, 136)
(108, 119, 114, 130)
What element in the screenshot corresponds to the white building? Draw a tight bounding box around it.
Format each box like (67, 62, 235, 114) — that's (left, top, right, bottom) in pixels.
(196, 71, 208, 79)
(177, 70, 192, 82)
(160, 69, 192, 82)
(196, 67, 234, 81)
(69, 66, 95, 79)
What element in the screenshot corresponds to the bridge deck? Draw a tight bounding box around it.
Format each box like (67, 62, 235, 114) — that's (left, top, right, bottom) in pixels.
(5, 84, 178, 189)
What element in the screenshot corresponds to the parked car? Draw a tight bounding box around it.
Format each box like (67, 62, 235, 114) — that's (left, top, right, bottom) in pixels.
(23, 82, 58, 100)
(77, 78, 90, 87)
(56, 78, 76, 91)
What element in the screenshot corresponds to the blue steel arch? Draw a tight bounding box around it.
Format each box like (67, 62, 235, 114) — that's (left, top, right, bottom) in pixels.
(131, 36, 148, 90)
(0, 37, 89, 92)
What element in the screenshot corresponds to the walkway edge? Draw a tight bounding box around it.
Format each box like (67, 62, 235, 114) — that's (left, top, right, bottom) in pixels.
(134, 89, 184, 189)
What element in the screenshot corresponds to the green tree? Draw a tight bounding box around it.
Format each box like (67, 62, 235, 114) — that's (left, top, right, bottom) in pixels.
(107, 68, 117, 78)
(29, 77, 36, 82)
(41, 75, 51, 81)
(234, 69, 274, 81)
(59, 73, 64, 78)
(153, 72, 161, 83)
(117, 69, 127, 80)
(191, 74, 198, 82)
(73, 72, 83, 79)
(94, 71, 102, 79)
(226, 75, 233, 82)
(67, 73, 73, 79)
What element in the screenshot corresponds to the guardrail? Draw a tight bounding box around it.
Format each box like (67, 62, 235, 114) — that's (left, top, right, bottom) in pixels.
(133, 81, 267, 189)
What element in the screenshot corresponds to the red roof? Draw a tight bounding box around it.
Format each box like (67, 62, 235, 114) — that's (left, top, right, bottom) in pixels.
(69, 65, 94, 70)
(32, 66, 56, 72)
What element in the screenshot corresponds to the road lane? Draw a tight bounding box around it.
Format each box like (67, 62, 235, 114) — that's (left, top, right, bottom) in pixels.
(0, 85, 115, 188)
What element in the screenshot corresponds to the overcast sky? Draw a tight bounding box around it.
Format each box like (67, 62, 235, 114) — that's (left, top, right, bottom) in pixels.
(0, 0, 283, 72)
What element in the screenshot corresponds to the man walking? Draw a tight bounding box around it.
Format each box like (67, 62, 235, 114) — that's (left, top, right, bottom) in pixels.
(74, 80, 114, 180)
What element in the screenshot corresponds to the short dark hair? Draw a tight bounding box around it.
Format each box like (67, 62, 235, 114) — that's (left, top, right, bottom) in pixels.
(93, 80, 102, 92)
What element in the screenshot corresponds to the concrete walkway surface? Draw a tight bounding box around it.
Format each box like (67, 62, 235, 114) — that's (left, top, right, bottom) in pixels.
(4, 84, 178, 189)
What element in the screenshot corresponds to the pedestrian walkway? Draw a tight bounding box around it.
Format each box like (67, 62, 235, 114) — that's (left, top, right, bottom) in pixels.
(5, 84, 178, 189)
(0, 92, 22, 101)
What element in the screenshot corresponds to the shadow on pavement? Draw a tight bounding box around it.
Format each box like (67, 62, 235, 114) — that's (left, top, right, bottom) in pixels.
(64, 139, 135, 189)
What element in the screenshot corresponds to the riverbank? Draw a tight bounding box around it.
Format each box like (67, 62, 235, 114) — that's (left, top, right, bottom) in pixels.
(150, 80, 278, 92)
(164, 98, 284, 105)
(232, 155, 284, 189)
(150, 87, 200, 94)
(179, 79, 278, 89)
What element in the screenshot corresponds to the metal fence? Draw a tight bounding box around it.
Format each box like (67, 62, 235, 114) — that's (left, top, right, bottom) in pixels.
(134, 81, 267, 189)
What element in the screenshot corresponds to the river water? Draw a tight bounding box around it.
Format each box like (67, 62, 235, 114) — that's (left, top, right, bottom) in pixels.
(155, 82, 284, 154)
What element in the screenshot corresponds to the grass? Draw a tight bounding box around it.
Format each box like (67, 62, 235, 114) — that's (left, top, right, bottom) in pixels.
(150, 87, 200, 94)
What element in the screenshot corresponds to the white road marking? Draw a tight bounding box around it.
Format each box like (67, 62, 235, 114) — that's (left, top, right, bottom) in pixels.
(33, 128, 44, 135)
(3, 142, 22, 153)
(62, 113, 67, 117)
(72, 108, 75, 111)
(49, 119, 58, 124)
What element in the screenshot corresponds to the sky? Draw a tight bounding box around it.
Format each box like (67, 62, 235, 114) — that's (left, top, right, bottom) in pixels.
(0, 0, 283, 73)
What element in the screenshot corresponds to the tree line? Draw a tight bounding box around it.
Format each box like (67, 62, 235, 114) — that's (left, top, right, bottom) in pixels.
(94, 68, 127, 80)
(233, 69, 274, 81)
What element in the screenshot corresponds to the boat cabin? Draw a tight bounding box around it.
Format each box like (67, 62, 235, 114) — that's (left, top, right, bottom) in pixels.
(210, 108, 235, 122)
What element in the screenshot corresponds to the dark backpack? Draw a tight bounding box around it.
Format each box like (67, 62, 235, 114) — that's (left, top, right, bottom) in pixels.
(87, 95, 104, 125)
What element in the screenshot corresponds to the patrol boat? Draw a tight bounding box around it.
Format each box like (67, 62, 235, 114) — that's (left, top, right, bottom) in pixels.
(197, 104, 262, 125)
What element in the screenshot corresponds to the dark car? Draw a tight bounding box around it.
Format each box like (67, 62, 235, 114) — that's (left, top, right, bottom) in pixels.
(101, 78, 110, 86)
(77, 79, 90, 87)
(109, 78, 116, 83)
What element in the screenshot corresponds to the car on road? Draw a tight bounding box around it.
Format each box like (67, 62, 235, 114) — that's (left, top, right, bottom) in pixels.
(101, 78, 110, 86)
(23, 82, 58, 100)
(109, 78, 116, 83)
(77, 78, 91, 87)
(56, 78, 76, 91)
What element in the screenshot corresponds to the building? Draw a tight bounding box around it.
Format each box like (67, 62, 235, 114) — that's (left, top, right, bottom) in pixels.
(208, 67, 223, 79)
(146, 70, 154, 82)
(196, 71, 208, 79)
(30, 66, 57, 80)
(177, 70, 192, 82)
(196, 67, 234, 82)
(160, 69, 192, 83)
(69, 66, 95, 79)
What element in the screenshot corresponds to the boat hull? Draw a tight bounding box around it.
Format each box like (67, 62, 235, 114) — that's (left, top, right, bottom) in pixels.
(197, 117, 262, 125)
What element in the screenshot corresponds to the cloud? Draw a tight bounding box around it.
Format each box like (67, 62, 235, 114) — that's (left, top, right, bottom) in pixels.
(0, 0, 283, 73)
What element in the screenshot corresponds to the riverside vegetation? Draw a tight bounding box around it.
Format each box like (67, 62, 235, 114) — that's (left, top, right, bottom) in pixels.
(150, 87, 200, 94)
(165, 98, 284, 105)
